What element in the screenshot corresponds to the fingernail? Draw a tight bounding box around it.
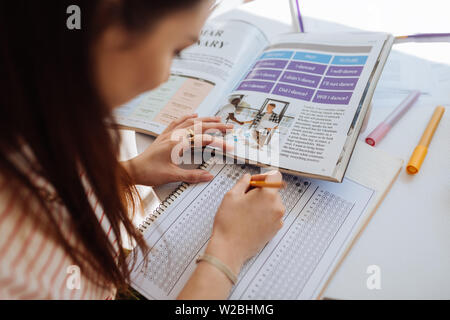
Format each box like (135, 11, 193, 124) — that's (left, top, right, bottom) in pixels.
(201, 173, 213, 181)
(266, 170, 279, 175)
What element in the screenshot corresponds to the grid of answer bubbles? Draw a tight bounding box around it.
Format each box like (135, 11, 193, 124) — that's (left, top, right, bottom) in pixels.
(240, 189, 353, 299)
(140, 165, 309, 295)
(230, 173, 310, 296)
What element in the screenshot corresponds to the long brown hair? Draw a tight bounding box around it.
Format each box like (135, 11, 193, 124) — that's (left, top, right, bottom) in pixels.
(0, 0, 203, 290)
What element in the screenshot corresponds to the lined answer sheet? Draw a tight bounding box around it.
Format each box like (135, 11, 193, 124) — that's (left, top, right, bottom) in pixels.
(130, 159, 374, 299)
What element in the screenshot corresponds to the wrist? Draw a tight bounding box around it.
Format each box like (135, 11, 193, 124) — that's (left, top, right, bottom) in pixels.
(122, 158, 141, 185)
(205, 235, 244, 276)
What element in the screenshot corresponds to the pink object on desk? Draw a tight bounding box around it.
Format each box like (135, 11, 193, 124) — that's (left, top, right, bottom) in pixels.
(365, 90, 421, 146)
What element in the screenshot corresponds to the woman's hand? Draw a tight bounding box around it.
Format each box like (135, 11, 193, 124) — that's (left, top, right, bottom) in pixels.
(123, 114, 233, 187)
(177, 171, 285, 300)
(205, 171, 286, 275)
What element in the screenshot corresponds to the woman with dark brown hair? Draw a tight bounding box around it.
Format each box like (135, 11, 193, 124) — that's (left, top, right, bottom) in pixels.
(0, 0, 285, 299)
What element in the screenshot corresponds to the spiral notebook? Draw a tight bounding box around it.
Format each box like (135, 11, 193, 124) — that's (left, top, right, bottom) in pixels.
(129, 141, 403, 299)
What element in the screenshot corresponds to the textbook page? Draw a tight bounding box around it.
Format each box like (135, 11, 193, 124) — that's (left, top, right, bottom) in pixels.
(129, 144, 402, 300)
(115, 19, 268, 136)
(217, 32, 388, 178)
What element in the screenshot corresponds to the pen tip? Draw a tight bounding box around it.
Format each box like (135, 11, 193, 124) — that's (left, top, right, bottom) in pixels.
(365, 138, 375, 146)
(406, 166, 418, 175)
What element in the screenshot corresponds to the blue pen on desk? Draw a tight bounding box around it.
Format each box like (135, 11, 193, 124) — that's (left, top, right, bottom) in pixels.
(396, 33, 450, 43)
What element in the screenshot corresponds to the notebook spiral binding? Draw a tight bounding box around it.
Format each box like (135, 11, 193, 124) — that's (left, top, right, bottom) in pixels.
(137, 159, 215, 233)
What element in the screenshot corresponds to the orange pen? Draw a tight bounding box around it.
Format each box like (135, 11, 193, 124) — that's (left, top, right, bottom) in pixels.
(406, 106, 445, 175)
(249, 180, 286, 188)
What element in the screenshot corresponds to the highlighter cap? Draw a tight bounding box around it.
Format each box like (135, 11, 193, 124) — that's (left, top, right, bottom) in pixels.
(365, 122, 391, 146)
(406, 145, 428, 174)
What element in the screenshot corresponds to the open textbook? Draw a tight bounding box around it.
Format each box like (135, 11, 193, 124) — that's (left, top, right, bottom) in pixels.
(116, 19, 394, 182)
(128, 142, 403, 300)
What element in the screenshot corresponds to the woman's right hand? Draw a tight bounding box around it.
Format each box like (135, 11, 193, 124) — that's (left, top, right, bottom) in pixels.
(205, 171, 286, 275)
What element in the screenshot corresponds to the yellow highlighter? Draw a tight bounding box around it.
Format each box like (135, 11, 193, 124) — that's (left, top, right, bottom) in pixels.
(406, 106, 445, 175)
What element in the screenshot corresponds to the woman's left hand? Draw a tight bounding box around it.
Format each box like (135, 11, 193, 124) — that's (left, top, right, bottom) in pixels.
(123, 114, 233, 187)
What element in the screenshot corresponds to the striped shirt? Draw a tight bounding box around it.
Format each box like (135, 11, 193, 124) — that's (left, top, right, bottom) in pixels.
(0, 151, 121, 300)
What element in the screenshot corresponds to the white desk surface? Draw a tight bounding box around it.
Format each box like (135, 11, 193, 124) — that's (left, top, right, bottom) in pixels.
(125, 0, 450, 299)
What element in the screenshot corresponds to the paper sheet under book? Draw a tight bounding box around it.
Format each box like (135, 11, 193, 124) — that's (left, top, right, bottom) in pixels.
(129, 142, 402, 299)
